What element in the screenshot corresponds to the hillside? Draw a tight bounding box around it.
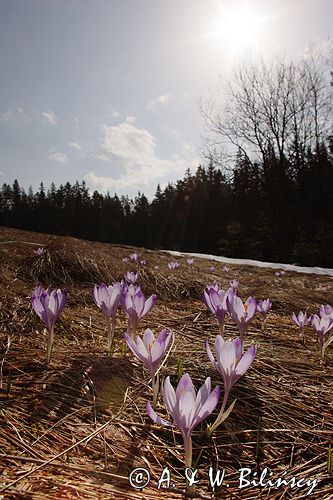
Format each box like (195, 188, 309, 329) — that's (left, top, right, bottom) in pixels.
(0, 226, 332, 499)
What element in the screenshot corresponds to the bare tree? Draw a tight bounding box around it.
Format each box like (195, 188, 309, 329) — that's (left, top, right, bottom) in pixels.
(200, 50, 333, 175)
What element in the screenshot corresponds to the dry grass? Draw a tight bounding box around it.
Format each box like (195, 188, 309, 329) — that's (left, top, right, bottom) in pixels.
(0, 226, 332, 499)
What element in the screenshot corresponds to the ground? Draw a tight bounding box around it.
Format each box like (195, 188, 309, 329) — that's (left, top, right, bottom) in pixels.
(0, 226, 332, 499)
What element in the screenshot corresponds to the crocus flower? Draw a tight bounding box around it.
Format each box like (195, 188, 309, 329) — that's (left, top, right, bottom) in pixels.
(122, 257, 129, 263)
(292, 310, 310, 332)
(311, 314, 333, 356)
(202, 285, 235, 336)
(257, 299, 272, 330)
(209, 266, 216, 272)
(125, 328, 173, 407)
(31, 288, 67, 364)
(223, 266, 229, 272)
(168, 261, 180, 270)
(227, 295, 257, 345)
(125, 271, 140, 284)
(147, 374, 220, 472)
(122, 288, 156, 338)
(140, 259, 147, 266)
(187, 258, 194, 266)
(130, 253, 139, 262)
(33, 247, 46, 256)
(206, 336, 257, 434)
(154, 265, 159, 270)
(93, 282, 123, 352)
(319, 304, 333, 318)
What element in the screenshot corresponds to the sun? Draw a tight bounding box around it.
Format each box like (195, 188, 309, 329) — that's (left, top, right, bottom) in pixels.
(214, 1, 265, 52)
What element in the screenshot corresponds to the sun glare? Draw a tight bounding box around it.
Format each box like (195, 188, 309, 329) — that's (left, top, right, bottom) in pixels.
(214, 1, 265, 53)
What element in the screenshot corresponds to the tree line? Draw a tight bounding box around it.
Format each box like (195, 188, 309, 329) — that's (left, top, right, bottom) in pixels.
(0, 143, 333, 267)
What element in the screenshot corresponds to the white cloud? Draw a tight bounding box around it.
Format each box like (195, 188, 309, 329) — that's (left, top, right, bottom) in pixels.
(96, 122, 156, 164)
(86, 120, 199, 193)
(42, 109, 59, 125)
(111, 110, 119, 118)
(85, 157, 189, 192)
(126, 115, 136, 123)
(68, 141, 82, 150)
(147, 94, 172, 111)
(47, 149, 68, 163)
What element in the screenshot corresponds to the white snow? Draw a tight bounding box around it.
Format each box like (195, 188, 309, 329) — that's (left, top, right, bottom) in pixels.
(163, 250, 333, 277)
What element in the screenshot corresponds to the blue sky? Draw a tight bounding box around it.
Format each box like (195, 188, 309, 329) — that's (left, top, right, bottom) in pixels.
(0, 0, 332, 199)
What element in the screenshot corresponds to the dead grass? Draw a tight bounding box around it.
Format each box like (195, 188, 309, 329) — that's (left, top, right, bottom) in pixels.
(0, 226, 332, 499)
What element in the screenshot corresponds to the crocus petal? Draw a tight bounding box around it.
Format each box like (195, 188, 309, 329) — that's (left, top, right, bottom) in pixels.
(147, 401, 174, 427)
(205, 339, 216, 369)
(143, 328, 155, 349)
(177, 385, 196, 433)
(141, 294, 157, 317)
(125, 333, 150, 368)
(190, 385, 221, 433)
(235, 344, 257, 376)
(163, 376, 177, 415)
(195, 376, 211, 407)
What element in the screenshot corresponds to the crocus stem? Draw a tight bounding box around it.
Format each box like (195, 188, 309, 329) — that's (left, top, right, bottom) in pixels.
(131, 324, 137, 341)
(261, 319, 266, 332)
(184, 434, 192, 468)
(207, 389, 230, 436)
(183, 434, 195, 494)
(152, 373, 159, 409)
(219, 323, 224, 337)
(46, 326, 54, 365)
(107, 316, 115, 354)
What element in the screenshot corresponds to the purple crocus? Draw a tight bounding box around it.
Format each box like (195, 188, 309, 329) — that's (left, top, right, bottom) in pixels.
(33, 247, 46, 256)
(319, 304, 333, 318)
(206, 336, 257, 434)
(125, 271, 140, 284)
(257, 299, 272, 330)
(168, 261, 180, 270)
(140, 259, 147, 266)
(311, 314, 333, 356)
(130, 253, 139, 262)
(31, 288, 67, 364)
(292, 311, 310, 329)
(93, 282, 123, 352)
(202, 285, 235, 336)
(209, 265, 216, 272)
(125, 328, 173, 407)
(227, 295, 257, 345)
(147, 374, 220, 471)
(187, 258, 194, 266)
(122, 287, 157, 338)
(223, 266, 229, 272)
(122, 257, 129, 263)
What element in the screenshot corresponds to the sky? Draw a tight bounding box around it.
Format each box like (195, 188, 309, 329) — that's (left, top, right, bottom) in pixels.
(0, 0, 332, 199)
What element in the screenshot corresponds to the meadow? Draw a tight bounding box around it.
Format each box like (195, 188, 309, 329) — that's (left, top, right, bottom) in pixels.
(0, 226, 332, 499)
